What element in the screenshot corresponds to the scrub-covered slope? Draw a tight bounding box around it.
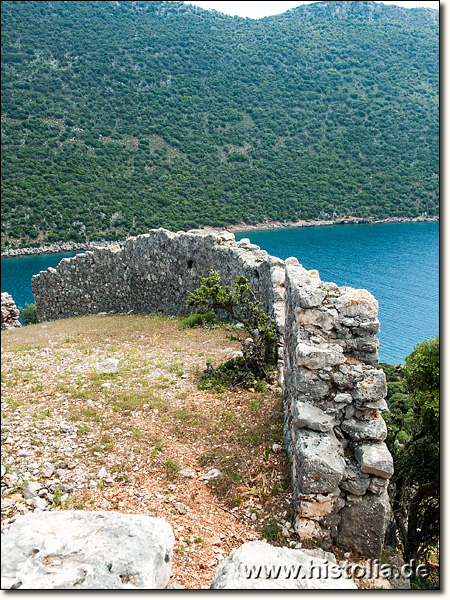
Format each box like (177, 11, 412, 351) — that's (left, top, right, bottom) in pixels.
(1, 1, 439, 248)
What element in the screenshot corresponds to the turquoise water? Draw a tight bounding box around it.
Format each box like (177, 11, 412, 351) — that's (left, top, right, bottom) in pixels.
(1, 222, 439, 364)
(1, 252, 78, 312)
(236, 221, 439, 364)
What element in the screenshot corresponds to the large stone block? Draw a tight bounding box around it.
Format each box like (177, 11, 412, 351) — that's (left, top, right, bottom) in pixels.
(352, 370, 387, 402)
(293, 401, 336, 433)
(210, 541, 356, 589)
(292, 368, 331, 400)
(294, 430, 346, 494)
(335, 490, 391, 558)
(296, 342, 346, 370)
(295, 308, 336, 331)
(298, 492, 345, 519)
(1, 511, 174, 589)
(335, 288, 379, 318)
(340, 463, 370, 496)
(355, 442, 394, 479)
(341, 415, 387, 442)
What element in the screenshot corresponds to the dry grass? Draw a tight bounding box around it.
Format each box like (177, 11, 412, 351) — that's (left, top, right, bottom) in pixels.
(1, 314, 294, 589)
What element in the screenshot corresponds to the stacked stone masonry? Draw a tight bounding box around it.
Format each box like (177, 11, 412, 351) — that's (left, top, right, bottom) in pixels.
(1, 292, 22, 330)
(31, 228, 393, 558)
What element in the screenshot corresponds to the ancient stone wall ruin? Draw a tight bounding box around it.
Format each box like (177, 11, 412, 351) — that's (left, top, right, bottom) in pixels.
(1, 292, 22, 330)
(31, 228, 393, 557)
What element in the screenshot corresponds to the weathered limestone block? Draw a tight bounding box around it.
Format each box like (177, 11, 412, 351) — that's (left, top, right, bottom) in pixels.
(368, 476, 390, 495)
(285, 265, 327, 309)
(340, 463, 370, 496)
(352, 369, 387, 402)
(354, 319, 381, 335)
(355, 442, 394, 479)
(291, 368, 331, 401)
(333, 393, 353, 405)
(296, 342, 346, 370)
(295, 308, 336, 331)
(341, 415, 387, 442)
(335, 490, 391, 558)
(294, 430, 346, 494)
(298, 491, 345, 519)
(360, 398, 389, 411)
(210, 541, 357, 589)
(1, 511, 174, 589)
(294, 517, 324, 541)
(335, 288, 379, 318)
(294, 401, 336, 433)
(1, 292, 22, 330)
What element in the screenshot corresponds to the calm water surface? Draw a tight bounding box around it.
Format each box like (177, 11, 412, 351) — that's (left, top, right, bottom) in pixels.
(1, 252, 78, 310)
(1, 222, 439, 364)
(235, 222, 439, 364)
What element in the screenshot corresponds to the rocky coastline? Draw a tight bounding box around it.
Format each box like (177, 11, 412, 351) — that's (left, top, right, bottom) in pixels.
(1, 240, 124, 258)
(210, 214, 439, 234)
(1, 215, 438, 258)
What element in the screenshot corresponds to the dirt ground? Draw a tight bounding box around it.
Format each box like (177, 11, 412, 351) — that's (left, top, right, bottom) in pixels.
(1, 314, 295, 589)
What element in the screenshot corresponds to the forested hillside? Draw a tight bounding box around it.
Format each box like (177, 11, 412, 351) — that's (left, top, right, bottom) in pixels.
(1, 0, 439, 248)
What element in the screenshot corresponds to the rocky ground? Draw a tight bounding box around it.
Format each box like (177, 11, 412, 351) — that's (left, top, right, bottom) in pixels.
(1, 314, 295, 589)
(1, 314, 406, 589)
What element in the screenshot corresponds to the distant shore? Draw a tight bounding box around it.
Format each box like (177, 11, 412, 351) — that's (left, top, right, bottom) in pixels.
(202, 214, 439, 235)
(1, 215, 438, 258)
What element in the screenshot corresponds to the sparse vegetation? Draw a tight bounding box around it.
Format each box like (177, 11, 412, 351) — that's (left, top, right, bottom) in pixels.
(187, 271, 278, 390)
(1, 313, 292, 588)
(17, 303, 39, 326)
(179, 311, 216, 329)
(262, 519, 280, 542)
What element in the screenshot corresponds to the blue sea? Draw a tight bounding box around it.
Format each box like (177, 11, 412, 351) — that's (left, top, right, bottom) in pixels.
(1, 222, 439, 364)
(235, 222, 439, 364)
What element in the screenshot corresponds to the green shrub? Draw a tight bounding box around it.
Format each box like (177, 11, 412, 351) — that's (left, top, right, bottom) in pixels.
(187, 271, 277, 390)
(179, 310, 216, 329)
(18, 302, 39, 325)
(262, 519, 280, 541)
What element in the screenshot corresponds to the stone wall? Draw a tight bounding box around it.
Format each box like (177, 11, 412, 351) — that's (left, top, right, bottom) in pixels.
(31, 228, 392, 558)
(1, 292, 22, 330)
(282, 260, 392, 558)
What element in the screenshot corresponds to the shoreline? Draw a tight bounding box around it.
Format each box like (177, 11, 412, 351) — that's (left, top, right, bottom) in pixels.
(203, 214, 439, 235)
(1, 215, 438, 258)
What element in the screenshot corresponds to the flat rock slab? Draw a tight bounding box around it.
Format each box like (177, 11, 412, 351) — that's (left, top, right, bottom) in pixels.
(211, 541, 356, 589)
(1, 511, 174, 589)
(94, 358, 120, 374)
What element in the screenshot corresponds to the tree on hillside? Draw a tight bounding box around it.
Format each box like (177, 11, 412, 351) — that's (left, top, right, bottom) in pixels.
(384, 337, 439, 564)
(186, 270, 277, 388)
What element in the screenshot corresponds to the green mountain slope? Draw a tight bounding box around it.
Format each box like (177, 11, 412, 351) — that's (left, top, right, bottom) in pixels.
(1, 0, 439, 248)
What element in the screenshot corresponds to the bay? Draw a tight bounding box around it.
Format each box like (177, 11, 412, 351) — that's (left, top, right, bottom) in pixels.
(1, 222, 439, 364)
(236, 221, 439, 364)
(1, 252, 78, 312)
